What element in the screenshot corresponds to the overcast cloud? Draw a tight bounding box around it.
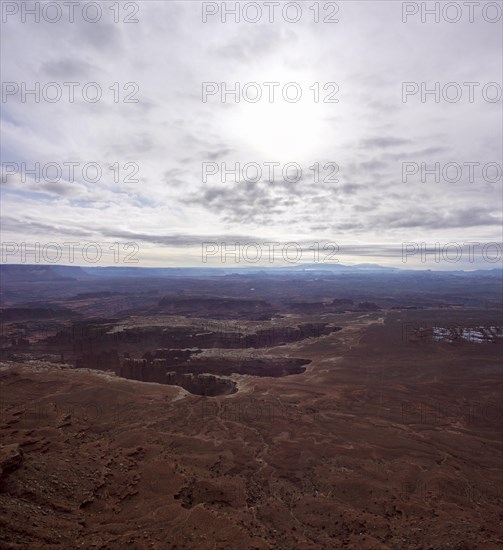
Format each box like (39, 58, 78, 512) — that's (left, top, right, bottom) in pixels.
(1, 0, 501, 268)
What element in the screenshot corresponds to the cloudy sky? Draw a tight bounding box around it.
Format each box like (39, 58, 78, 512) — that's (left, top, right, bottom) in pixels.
(1, 0, 502, 268)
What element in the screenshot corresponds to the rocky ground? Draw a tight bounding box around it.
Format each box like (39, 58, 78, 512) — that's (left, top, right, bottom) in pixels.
(0, 309, 502, 549)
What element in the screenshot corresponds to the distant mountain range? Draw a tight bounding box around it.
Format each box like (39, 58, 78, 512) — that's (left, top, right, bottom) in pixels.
(287, 262, 400, 272)
(0, 264, 91, 282)
(0, 263, 501, 281)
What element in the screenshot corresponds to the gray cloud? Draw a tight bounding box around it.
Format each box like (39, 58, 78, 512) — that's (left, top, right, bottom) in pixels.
(361, 137, 412, 149)
(41, 58, 99, 79)
(1, 1, 501, 267)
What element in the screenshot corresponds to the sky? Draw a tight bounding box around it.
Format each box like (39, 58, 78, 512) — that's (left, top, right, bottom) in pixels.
(1, 0, 502, 269)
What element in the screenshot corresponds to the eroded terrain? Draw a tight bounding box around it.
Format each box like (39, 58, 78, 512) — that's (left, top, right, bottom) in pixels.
(0, 270, 502, 549)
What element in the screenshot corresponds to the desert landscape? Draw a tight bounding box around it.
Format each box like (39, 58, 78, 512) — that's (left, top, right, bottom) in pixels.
(2, 1, 501, 548)
(0, 265, 502, 549)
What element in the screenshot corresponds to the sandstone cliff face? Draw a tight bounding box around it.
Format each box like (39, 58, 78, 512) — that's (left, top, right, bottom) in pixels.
(116, 357, 237, 396)
(39, 321, 341, 360)
(8, 320, 330, 396)
(73, 347, 309, 396)
(76, 350, 120, 372)
(177, 373, 237, 397)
